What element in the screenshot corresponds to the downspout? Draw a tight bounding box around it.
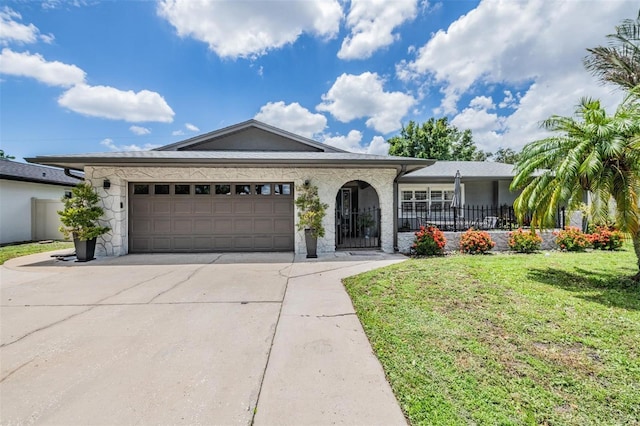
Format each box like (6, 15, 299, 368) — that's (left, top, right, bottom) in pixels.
(393, 164, 408, 251)
(64, 168, 84, 181)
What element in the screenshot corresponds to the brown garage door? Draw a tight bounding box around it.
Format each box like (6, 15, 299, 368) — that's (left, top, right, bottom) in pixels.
(129, 182, 294, 252)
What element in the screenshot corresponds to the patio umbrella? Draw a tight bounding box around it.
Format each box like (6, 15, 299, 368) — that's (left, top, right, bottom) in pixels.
(451, 170, 461, 209)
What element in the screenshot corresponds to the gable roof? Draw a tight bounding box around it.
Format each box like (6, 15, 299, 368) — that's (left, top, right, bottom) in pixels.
(0, 159, 81, 186)
(156, 119, 346, 153)
(26, 120, 433, 172)
(400, 161, 516, 181)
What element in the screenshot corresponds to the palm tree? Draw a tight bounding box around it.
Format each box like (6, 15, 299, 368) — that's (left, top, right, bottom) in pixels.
(511, 96, 640, 280)
(584, 10, 640, 91)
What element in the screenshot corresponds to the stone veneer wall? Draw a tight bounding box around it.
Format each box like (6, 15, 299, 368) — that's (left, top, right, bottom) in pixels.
(397, 230, 559, 254)
(84, 166, 398, 257)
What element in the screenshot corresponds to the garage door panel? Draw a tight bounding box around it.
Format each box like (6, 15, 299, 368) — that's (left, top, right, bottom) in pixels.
(130, 182, 293, 253)
(234, 201, 253, 214)
(274, 236, 294, 250)
(254, 219, 272, 233)
(153, 219, 172, 233)
(152, 201, 171, 215)
(214, 219, 233, 233)
(153, 238, 171, 250)
(131, 219, 151, 233)
(174, 237, 193, 250)
(274, 200, 293, 214)
(193, 219, 212, 233)
(174, 201, 192, 215)
(194, 201, 212, 214)
(213, 201, 232, 214)
(233, 219, 253, 233)
(173, 219, 192, 233)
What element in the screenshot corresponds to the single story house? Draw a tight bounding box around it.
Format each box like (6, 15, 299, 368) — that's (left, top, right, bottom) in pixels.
(26, 120, 534, 256)
(0, 159, 81, 244)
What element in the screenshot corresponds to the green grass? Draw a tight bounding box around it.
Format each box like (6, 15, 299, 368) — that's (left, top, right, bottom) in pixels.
(0, 241, 73, 265)
(344, 248, 640, 425)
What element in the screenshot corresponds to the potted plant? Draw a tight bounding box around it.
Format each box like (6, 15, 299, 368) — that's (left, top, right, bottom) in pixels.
(58, 182, 110, 262)
(357, 212, 375, 238)
(294, 181, 328, 258)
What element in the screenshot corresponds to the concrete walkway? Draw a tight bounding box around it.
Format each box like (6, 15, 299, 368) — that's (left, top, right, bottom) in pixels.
(1, 250, 407, 425)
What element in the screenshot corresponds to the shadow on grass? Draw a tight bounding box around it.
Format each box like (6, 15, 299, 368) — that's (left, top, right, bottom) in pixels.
(527, 267, 640, 311)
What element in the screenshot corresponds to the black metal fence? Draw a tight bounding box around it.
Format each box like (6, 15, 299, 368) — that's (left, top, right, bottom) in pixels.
(398, 204, 565, 232)
(336, 207, 381, 249)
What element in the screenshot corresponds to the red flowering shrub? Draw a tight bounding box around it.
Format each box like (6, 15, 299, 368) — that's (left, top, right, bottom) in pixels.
(460, 228, 495, 254)
(589, 226, 625, 250)
(508, 228, 543, 253)
(554, 226, 590, 252)
(412, 226, 446, 256)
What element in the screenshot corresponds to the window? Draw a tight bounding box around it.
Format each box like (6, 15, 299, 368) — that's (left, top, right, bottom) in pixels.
(399, 185, 462, 216)
(255, 184, 271, 195)
(274, 184, 291, 195)
(175, 184, 190, 195)
(154, 184, 170, 195)
(133, 184, 149, 195)
(215, 184, 231, 195)
(64, 190, 73, 199)
(195, 185, 210, 195)
(235, 184, 251, 195)
(401, 190, 428, 214)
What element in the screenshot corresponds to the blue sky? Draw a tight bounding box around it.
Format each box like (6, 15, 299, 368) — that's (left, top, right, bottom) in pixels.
(0, 0, 635, 161)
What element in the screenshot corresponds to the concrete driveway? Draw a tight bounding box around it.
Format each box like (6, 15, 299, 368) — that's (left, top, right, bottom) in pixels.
(1, 250, 407, 425)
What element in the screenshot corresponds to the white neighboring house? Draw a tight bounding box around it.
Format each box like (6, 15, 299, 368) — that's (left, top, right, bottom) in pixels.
(0, 159, 81, 244)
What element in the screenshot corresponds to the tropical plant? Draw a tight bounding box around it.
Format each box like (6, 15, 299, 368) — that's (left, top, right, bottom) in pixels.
(584, 10, 640, 91)
(508, 228, 543, 253)
(589, 226, 625, 250)
(511, 97, 640, 279)
(459, 228, 495, 254)
(554, 227, 591, 252)
(58, 182, 110, 241)
(412, 225, 446, 256)
(294, 182, 328, 238)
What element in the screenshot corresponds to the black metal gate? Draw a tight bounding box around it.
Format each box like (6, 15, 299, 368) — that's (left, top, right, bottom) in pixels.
(336, 207, 381, 249)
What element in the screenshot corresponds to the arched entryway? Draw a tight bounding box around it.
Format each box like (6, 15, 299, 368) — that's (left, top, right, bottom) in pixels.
(335, 180, 381, 249)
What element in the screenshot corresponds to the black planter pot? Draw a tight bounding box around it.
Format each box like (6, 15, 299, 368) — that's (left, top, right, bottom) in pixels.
(74, 237, 97, 262)
(304, 229, 318, 258)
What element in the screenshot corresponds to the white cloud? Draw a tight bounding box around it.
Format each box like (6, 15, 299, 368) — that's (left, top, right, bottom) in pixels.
(321, 130, 389, 155)
(172, 130, 185, 136)
(129, 125, 151, 135)
(255, 101, 327, 138)
(469, 95, 494, 110)
(397, 0, 631, 115)
(100, 138, 160, 152)
(158, 0, 343, 59)
(185, 122, 199, 132)
(58, 84, 175, 123)
(0, 7, 52, 45)
(0, 48, 86, 87)
(322, 130, 363, 151)
(317, 72, 415, 133)
(397, 0, 630, 151)
(338, 0, 417, 60)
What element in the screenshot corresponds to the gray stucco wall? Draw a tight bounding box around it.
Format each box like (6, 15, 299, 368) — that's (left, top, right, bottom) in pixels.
(498, 180, 519, 206)
(464, 181, 493, 205)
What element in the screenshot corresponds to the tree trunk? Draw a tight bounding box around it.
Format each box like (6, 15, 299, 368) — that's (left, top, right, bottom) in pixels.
(633, 230, 640, 281)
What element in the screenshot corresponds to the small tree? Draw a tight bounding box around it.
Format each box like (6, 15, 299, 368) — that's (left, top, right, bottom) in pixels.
(58, 183, 110, 241)
(294, 182, 328, 238)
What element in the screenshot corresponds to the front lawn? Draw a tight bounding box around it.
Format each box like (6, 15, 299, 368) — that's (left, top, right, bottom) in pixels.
(0, 241, 73, 265)
(344, 248, 639, 425)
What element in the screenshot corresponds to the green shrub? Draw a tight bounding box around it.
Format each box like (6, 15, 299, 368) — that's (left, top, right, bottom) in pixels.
(460, 228, 495, 254)
(412, 226, 446, 256)
(508, 228, 543, 253)
(589, 226, 625, 250)
(554, 226, 590, 252)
